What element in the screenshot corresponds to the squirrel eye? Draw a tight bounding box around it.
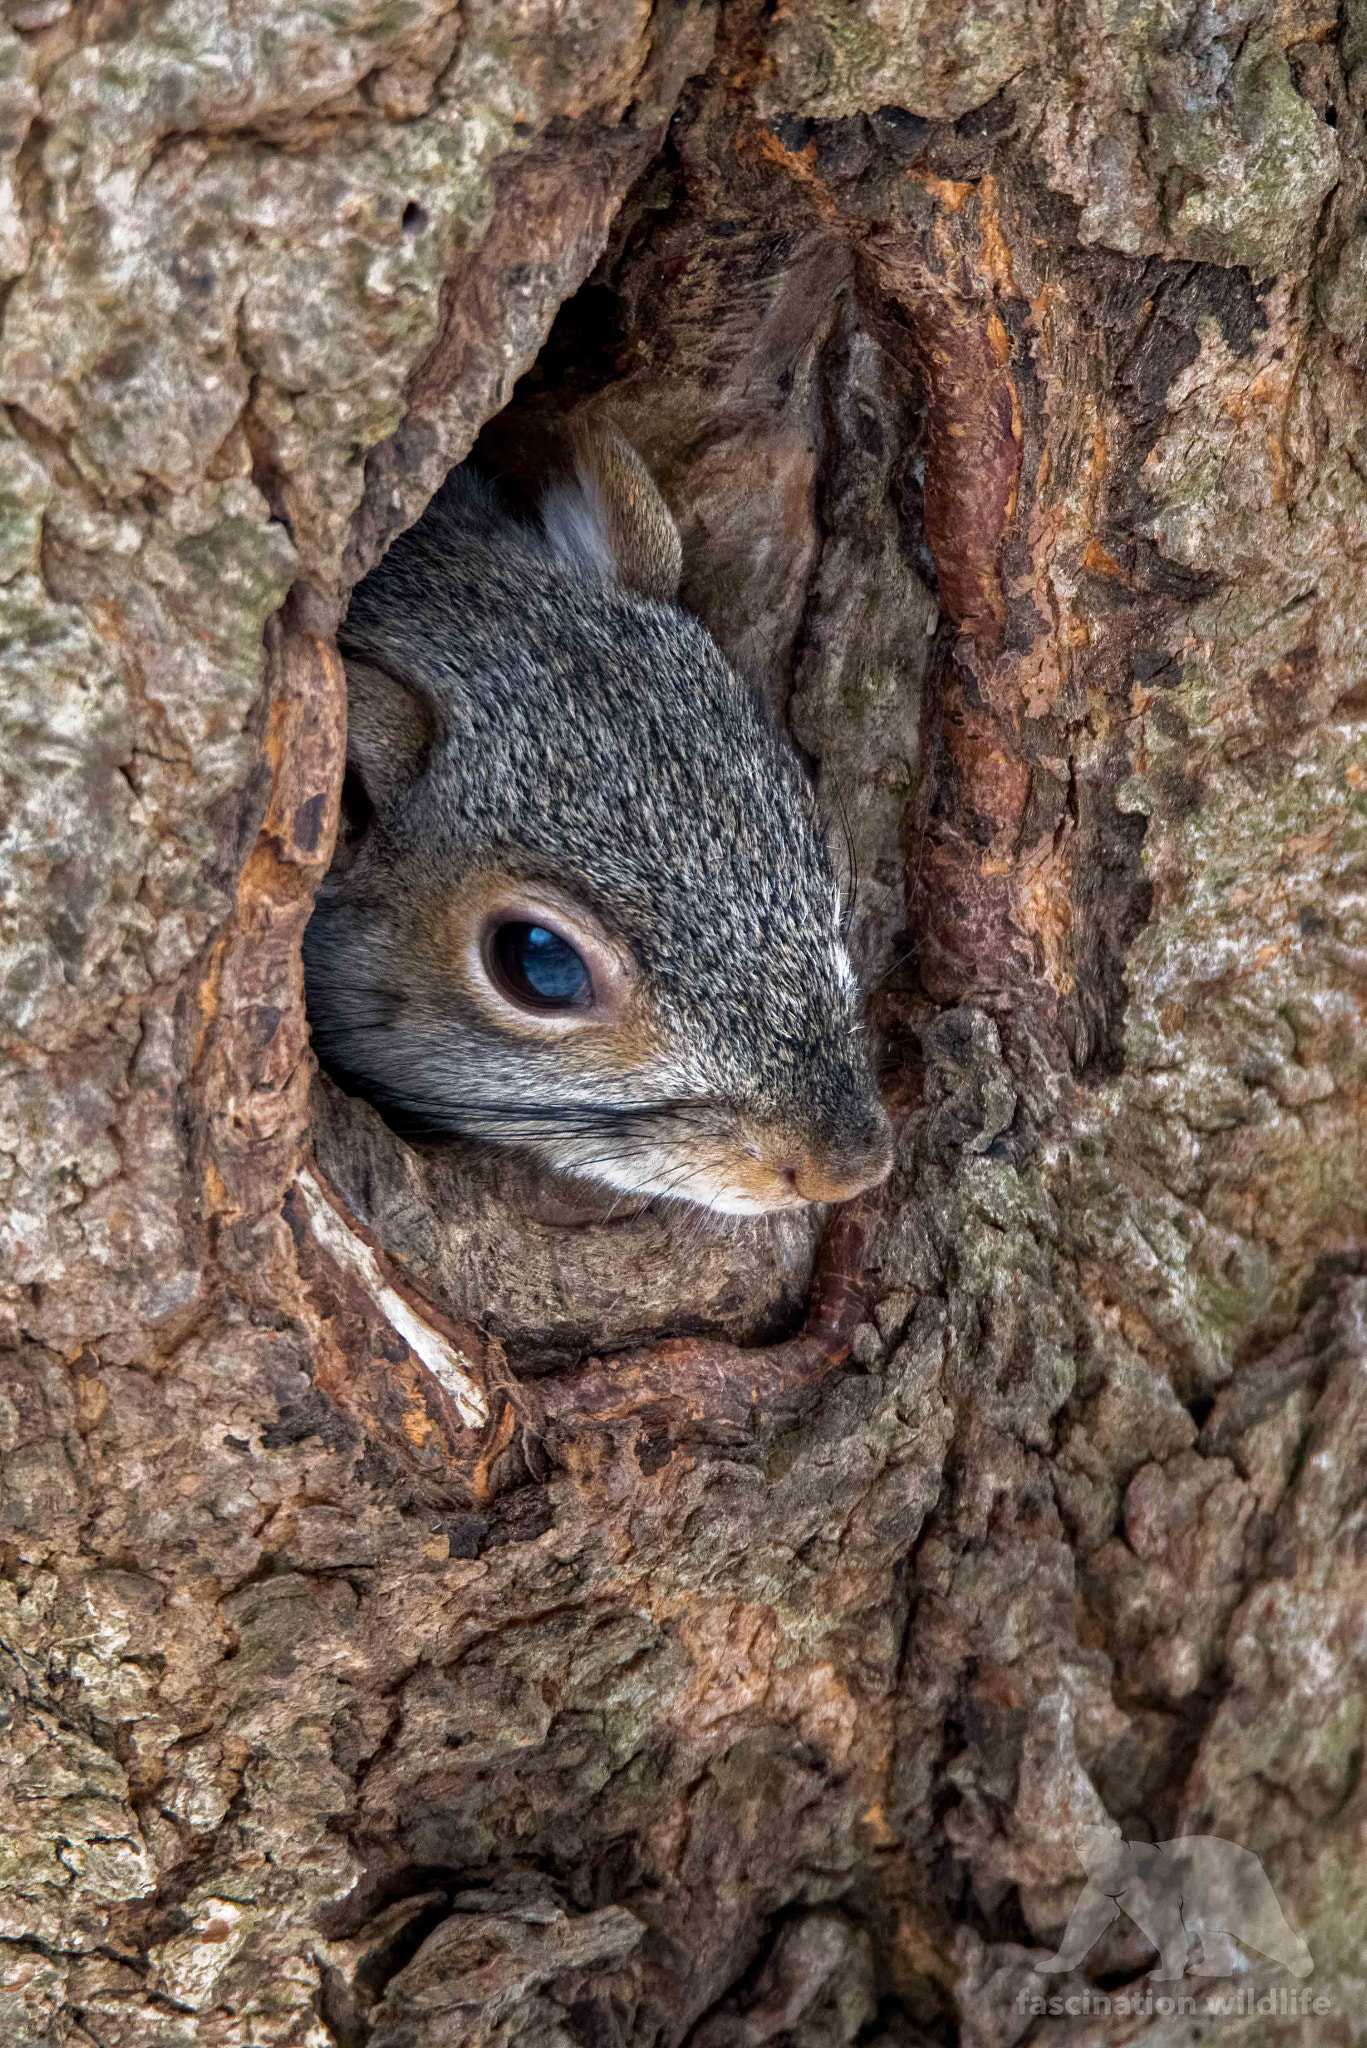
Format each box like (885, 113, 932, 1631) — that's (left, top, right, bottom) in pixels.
(488, 921, 592, 1010)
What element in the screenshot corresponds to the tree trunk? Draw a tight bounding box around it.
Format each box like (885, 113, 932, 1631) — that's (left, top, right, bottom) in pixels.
(3, 2, 1365, 2044)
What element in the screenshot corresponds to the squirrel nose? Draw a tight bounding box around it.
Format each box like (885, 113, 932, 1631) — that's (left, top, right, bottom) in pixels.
(778, 1109, 894, 1204)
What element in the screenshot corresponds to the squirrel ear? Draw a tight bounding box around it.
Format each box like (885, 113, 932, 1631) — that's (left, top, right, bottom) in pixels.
(541, 421, 683, 603)
(341, 657, 435, 812)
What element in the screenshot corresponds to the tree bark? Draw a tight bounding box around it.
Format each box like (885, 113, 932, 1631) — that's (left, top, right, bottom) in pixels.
(3, 3, 1365, 2045)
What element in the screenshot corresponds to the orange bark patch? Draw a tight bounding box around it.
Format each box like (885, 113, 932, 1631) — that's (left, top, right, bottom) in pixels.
(911, 169, 973, 212)
(1018, 839, 1077, 996)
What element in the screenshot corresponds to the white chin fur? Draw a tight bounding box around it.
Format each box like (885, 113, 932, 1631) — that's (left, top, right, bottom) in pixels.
(539, 1141, 805, 1217)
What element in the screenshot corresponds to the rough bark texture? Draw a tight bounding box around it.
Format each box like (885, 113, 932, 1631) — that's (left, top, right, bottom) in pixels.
(2, 2, 1366, 2045)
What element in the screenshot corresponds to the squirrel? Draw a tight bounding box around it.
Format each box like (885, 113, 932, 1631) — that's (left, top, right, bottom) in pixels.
(302, 423, 893, 1216)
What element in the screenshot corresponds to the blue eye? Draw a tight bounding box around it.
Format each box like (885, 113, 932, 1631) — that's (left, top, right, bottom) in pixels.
(489, 921, 591, 1009)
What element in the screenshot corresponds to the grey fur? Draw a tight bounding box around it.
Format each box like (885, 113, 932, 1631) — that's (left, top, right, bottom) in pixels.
(539, 473, 618, 588)
(303, 459, 892, 1212)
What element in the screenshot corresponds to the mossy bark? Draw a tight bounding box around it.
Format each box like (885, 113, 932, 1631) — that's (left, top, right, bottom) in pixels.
(2, 2, 1365, 2044)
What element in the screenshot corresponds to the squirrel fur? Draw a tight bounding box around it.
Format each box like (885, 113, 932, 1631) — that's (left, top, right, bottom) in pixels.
(303, 424, 892, 1215)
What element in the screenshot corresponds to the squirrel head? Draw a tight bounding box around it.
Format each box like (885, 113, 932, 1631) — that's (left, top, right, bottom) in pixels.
(303, 425, 893, 1215)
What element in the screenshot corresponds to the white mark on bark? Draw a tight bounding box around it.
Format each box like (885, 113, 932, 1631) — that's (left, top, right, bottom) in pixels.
(297, 1168, 488, 1427)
